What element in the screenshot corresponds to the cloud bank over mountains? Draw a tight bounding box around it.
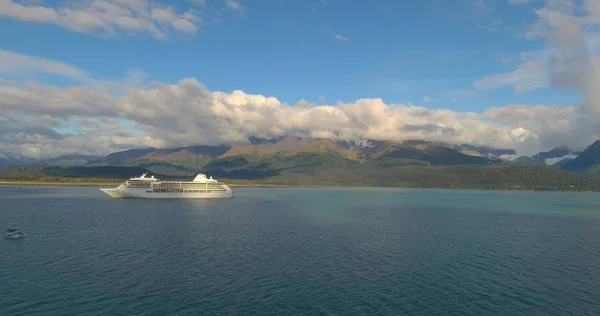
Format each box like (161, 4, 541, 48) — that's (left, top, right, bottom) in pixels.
(2, 74, 538, 158)
(2, 0, 600, 159)
(0, 68, 577, 159)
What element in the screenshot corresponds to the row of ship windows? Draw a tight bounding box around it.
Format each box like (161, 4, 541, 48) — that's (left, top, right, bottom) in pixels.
(126, 182, 151, 186)
(127, 184, 223, 189)
(155, 186, 225, 190)
(145, 189, 226, 193)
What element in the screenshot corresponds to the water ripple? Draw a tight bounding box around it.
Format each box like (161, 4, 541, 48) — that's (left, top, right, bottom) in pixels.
(1, 187, 600, 315)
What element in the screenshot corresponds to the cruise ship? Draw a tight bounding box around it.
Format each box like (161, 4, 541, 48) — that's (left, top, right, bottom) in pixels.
(100, 172, 233, 199)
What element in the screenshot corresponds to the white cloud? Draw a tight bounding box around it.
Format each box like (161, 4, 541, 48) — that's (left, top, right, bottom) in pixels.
(0, 49, 152, 94)
(476, 0, 600, 118)
(482, 103, 600, 153)
(322, 28, 348, 42)
(7, 2, 600, 162)
(0, 48, 595, 159)
(484, 104, 576, 136)
(0, 0, 201, 39)
(474, 53, 549, 92)
(225, 0, 243, 13)
(0, 70, 584, 159)
(423, 96, 432, 102)
(0, 49, 98, 85)
(545, 154, 576, 165)
(0, 78, 16, 85)
(525, 0, 600, 117)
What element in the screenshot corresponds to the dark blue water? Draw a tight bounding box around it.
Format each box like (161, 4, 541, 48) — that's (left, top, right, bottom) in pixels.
(1, 186, 600, 315)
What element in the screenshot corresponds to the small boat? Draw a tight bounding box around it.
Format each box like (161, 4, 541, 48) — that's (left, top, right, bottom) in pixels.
(3, 228, 25, 239)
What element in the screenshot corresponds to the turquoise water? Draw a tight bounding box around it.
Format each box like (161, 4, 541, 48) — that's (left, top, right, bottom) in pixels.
(1, 186, 600, 315)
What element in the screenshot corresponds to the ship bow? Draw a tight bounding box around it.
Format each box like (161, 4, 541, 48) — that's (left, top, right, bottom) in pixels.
(100, 188, 123, 198)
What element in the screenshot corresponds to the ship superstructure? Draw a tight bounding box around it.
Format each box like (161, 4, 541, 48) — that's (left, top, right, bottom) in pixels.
(100, 172, 233, 199)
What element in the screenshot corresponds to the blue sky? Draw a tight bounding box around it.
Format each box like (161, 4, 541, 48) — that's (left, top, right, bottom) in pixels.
(0, 0, 577, 111)
(0, 0, 598, 158)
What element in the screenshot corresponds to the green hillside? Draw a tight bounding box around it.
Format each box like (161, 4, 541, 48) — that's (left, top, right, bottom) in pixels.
(353, 164, 600, 191)
(92, 137, 504, 172)
(0, 165, 168, 181)
(3, 155, 600, 191)
(202, 153, 357, 180)
(88, 145, 230, 169)
(562, 141, 600, 174)
(200, 153, 600, 191)
(6, 137, 600, 191)
(368, 142, 498, 166)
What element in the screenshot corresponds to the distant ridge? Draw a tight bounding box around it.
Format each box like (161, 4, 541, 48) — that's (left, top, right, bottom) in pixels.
(562, 140, 600, 174)
(4, 137, 600, 191)
(0, 165, 171, 181)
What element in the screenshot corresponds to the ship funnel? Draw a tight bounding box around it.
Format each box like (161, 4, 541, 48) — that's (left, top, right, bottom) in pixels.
(193, 173, 207, 182)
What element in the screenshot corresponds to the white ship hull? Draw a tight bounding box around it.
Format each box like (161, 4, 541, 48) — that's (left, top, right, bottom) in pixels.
(99, 172, 233, 199)
(100, 187, 232, 199)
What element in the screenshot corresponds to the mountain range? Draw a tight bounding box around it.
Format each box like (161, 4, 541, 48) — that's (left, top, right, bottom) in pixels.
(4, 136, 600, 190)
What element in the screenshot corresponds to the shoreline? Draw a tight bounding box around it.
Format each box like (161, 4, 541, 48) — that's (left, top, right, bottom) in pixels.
(1, 180, 599, 193)
(0, 180, 290, 188)
(0, 181, 118, 186)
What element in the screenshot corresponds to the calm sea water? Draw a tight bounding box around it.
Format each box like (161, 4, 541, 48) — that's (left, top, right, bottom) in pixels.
(1, 186, 600, 316)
